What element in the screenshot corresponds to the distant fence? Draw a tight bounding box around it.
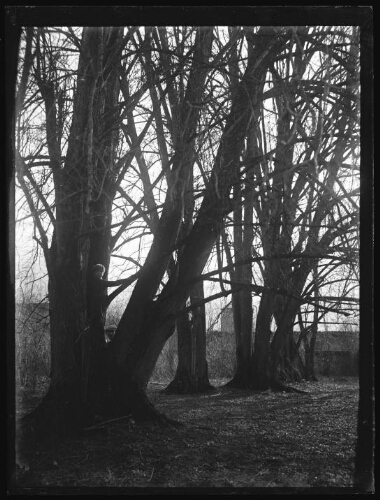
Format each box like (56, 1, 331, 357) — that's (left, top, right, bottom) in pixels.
(15, 303, 359, 389)
(312, 330, 359, 376)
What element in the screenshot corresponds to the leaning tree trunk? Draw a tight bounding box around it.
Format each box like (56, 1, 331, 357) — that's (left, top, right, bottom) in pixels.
(105, 27, 285, 421)
(103, 27, 215, 420)
(164, 280, 213, 394)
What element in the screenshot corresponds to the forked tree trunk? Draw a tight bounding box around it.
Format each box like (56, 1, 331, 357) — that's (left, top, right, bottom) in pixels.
(271, 306, 306, 383)
(252, 295, 306, 392)
(164, 281, 213, 394)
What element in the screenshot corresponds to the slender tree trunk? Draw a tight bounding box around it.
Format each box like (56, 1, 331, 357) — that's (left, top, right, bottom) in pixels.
(228, 101, 258, 388)
(229, 169, 251, 386)
(304, 325, 317, 381)
(251, 290, 272, 389)
(304, 267, 319, 381)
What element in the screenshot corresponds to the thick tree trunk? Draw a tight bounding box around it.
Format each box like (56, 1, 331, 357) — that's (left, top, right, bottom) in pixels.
(104, 307, 177, 422)
(228, 289, 254, 387)
(252, 289, 306, 390)
(271, 320, 305, 383)
(18, 263, 87, 448)
(19, 28, 124, 442)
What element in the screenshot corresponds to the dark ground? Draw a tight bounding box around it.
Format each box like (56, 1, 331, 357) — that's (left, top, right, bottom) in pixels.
(11, 378, 359, 492)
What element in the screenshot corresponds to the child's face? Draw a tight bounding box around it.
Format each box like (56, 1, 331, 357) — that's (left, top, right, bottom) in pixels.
(94, 269, 104, 279)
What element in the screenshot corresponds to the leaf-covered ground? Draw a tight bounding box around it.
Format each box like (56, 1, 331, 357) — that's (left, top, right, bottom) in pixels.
(11, 378, 359, 493)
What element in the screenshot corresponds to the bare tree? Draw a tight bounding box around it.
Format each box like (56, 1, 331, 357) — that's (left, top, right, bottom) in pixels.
(102, 26, 288, 419)
(16, 27, 141, 435)
(15, 26, 360, 436)
(215, 26, 360, 390)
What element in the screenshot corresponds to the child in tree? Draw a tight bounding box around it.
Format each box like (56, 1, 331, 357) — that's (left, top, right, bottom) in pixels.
(91, 263, 130, 289)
